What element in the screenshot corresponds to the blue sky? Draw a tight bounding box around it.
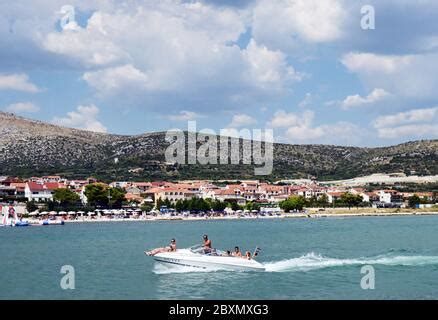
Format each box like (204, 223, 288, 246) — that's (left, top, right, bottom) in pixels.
(1, 0, 438, 146)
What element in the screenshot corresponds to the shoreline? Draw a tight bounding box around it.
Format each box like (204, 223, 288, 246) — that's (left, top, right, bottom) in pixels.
(20, 210, 438, 225)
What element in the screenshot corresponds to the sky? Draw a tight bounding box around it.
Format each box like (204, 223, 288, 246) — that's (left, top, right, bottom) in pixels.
(0, 0, 438, 147)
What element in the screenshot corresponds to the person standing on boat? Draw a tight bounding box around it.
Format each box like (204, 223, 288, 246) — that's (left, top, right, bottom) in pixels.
(203, 234, 212, 254)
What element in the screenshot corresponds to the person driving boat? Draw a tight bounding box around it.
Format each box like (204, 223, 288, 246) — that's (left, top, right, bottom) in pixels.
(203, 234, 212, 254)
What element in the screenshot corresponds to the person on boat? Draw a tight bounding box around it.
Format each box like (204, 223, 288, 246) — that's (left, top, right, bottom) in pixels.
(203, 234, 212, 254)
(145, 238, 177, 256)
(244, 251, 252, 260)
(232, 246, 242, 257)
(222, 250, 232, 256)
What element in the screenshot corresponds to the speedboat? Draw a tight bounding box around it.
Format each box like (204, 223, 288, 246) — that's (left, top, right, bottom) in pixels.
(147, 246, 265, 271)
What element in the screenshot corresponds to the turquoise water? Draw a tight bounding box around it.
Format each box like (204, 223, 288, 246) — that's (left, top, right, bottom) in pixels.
(1, 216, 438, 299)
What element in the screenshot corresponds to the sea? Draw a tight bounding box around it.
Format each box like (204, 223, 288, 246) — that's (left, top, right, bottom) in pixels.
(1, 215, 438, 299)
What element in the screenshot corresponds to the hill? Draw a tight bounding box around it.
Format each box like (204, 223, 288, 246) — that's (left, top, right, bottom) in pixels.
(1, 111, 437, 181)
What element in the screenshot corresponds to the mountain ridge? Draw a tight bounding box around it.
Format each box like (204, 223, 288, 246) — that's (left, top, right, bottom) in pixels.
(1, 111, 437, 181)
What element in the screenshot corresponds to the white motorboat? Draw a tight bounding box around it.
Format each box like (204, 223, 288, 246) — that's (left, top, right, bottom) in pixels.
(147, 246, 265, 271)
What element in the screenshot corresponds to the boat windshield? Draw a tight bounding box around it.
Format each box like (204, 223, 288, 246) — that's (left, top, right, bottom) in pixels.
(189, 245, 230, 256)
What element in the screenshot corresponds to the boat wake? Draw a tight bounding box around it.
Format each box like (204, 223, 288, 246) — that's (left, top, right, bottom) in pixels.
(152, 252, 438, 274)
(264, 252, 438, 272)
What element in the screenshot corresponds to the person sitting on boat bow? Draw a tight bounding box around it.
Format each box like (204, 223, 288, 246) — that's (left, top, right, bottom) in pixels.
(145, 238, 177, 256)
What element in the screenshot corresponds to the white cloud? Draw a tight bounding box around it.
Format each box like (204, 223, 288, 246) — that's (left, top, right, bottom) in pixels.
(374, 107, 438, 129)
(298, 93, 312, 108)
(243, 39, 302, 89)
(283, 120, 362, 145)
(268, 109, 363, 145)
(42, 14, 129, 67)
(52, 104, 107, 133)
(4, 102, 40, 113)
(267, 109, 313, 128)
(341, 52, 411, 74)
(228, 113, 257, 128)
(0, 73, 41, 92)
(166, 110, 203, 121)
(341, 52, 438, 100)
(39, 2, 300, 109)
(373, 107, 438, 139)
(83, 64, 150, 94)
(339, 88, 390, 109)
(252, 0, 346, 54)
(376, 124, 438, 139)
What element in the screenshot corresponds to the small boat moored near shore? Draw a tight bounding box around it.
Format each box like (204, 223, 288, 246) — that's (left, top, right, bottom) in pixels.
(39, 220, 65, 226)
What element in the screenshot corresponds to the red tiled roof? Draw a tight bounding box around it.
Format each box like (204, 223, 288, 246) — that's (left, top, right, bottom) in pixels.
(27, 182, 62, 191)
(327, 192, 345, 196)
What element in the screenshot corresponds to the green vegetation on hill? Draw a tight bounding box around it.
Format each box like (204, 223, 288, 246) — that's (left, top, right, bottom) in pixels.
(1, 112, 437, 181)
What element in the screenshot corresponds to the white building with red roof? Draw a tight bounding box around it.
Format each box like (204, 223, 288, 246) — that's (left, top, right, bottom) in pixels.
(24, 182, 63, 202)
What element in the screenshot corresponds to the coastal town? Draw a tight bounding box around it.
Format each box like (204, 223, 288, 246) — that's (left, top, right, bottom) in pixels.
(1, 174, 437, 224)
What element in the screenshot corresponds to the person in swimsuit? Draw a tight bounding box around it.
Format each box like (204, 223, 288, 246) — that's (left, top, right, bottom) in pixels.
(145, 238, 177, 256)
(203, 234, 212, 254)
(232, 246, 242, 257)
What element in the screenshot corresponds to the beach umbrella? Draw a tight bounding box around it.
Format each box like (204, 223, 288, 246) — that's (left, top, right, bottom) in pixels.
(59, 211, 67, 215)
(41, 211, 48, 215)
(87, 211, 94, 216)
(28, 211, 38, 216)
(49, 211, 57, 216)
(77, 211, 85, 214)
(68, 211, 76, 215)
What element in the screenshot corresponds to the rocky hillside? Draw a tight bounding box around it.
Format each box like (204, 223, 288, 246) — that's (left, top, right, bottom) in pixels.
(0, 112, 437, 181)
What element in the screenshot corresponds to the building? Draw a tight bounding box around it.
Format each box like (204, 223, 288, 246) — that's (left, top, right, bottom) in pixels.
(326, 191, 345, 204)
(24, 182, 63, 202)
(42, 176, 63, 183)
(143, 187, 198, 206)
(10, 182, 26, 197)
(131, 182, 152, 192)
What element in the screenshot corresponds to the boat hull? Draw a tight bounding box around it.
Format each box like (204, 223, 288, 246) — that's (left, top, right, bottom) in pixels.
(40, 220, 65, 225)
(153, 249, 265, 271)
(15, 221, 29, 227)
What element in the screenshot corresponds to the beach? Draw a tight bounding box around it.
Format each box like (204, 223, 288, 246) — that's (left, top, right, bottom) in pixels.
(21, 207, 438, 225)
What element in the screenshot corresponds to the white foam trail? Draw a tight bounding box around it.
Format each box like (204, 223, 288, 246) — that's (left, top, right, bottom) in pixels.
(264, 252, 438, 272)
